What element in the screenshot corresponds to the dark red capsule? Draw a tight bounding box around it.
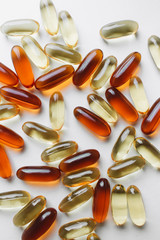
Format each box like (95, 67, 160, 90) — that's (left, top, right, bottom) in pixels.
(0, 62, 19, 86)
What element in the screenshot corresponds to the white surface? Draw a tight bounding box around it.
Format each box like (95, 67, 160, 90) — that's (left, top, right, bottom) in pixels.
(0, 0, 160, 239)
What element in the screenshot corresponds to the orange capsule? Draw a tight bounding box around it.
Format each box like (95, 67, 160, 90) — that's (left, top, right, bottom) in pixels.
(0, 145, 12, 178)
(0, 62, 18, 86)
(0, 86, 41, 109)
(110, 52, 141, 87)
(93, 178, 110, 223)
(74, 107, 111, 137)
(73, 49, 103, 86)
(105, 87, 139, 123)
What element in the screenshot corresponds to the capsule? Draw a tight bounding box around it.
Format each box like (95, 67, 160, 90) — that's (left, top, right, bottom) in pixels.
(134, 137, 160, 169)
(22, 208, 57, 240)
(11, 46, 34, 88)
(1, 19, 39, 36)
(110, 52, 141, 87)
(0, 86, 41, 109)
(62, 167, 100, 188)
(59, 11, 78, 48)
(13, 196, 46, 227)
(22, 122, 59, 144)
(21, 36, 49, 69)
(0, 62, 18, 86)
(0, 103, 19, 121)
(127, 185, 146, 227)
(141, 98, 160, 135)
(35, 65, 74, 91)
(0, 145, 12, 179)
(111, 126, 136, 161)
(17, 166, 61, 182)
(49, 92, 65, 131)
(93, 178, 110, 223)
(59, 149, 100, 172)
(105, 87, 139, 123)
(73, 49, 103, 87)
(59, 218, 96, 239)
(74, 107, 111, 137)
(111, 184, 127, 226)
(91, 56, 117, 90)
(87, 233, 101, 240)
(148, 35, 160, 69)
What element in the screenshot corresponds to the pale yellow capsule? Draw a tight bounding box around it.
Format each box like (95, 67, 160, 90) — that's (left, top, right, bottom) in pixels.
(87, 233, 101, 240)
(148, 35, 160, 69)
(127, 185, 146, 227)
(0, 104, 20, 121)
(21, 36, 49, 69)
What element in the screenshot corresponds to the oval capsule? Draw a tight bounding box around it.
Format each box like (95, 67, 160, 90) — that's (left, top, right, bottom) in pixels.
(148, 35, 160, 69)
(0, 103, 19, 121)
(0, 62, 18, 86)
(0, 145, 12, 179)
(87, 233, 101, 240)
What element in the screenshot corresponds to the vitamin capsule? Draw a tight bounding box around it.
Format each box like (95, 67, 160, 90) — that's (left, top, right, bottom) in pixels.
(49, 92, 65, 131)
(90, 56, 117, 90)
(1, 19, 39, 36)
(17, 166, 61, 182)
(40, 0, 58, 35)
(110, 52, 141, 87)
(22, 208, 57, 240)
(127, 185, 146, 227)
(13, 196, 46, 227)
(74, 107, 111, 137)
(148, 35, 160, 69)
(93, 178, 110, 223)
(0, 86, 41, 109)
(21, 36, 49, 69)
(134, 137, 160, 169)
(0, 190, 31, 209)
(87, 233, 101, 240)
(62, 167, 100, 188)
(22, 122, 59, 144)
(11, 46, 34, 88)
(59, 11, 78, 48)
(0, 145, 12, 179)
(59, 218, 96, 239)
(87, 94, 118, 123)
(111, 126, 136, 161)
(141, 98, 160, 135)
(0, 103, 19, 121)
(111, 184, 127, 226)
(105, 87, 139, 122)
(59, 149, 100, 172)
(41, 141, 78, 163)
(73, 49, 103, 86)
(59, 185, 93, 212)
(35, 65, 74, 91)
(0, 62, 18, 86)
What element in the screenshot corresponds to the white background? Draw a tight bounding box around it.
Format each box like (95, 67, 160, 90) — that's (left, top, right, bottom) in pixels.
(0, 0, 160, 239)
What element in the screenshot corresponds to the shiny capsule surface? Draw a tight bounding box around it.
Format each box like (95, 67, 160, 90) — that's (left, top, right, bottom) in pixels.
(0, 145, 12, 179)
(87, 233, 101, 240)
(0, 104, 19, 121)
(148, 35, 160, 69)
(0, 62, 18, 86)
(105, 87, 139, 122)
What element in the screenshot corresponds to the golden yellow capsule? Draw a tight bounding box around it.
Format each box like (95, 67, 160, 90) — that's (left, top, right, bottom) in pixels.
(112, 126, 136, 162)
(87, 233, 101, 240)
(21, 36, 49, 69)
(13, 196, 46, 227)
(0, 103, 19, 121)
(87, 94, 118, 123)
(148, 35, 160, 69)
(127, 185, 146, 227)
(111, 184, 127, 226)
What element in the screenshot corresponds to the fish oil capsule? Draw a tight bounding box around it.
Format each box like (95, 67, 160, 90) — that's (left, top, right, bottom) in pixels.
(0, 104, 19, 121)
(35, 65, 74, 91)
(22, 208, 57, 240)
(87, 233, 101, 240)
(93, 178, 110, 223)
(112, 126, 136, 161)
(105, 87, 139, 123)
(1, 19, 39, 36)
(0, 86, 41, 109)
(0, 145, 12, 179)
(73, 49, 103, 87)
(127, 185, 146, 227)
(11, 46, 34, 88)
(110, 52, 141, 87)
(22, 122, 59, 144)
(59, 185, 93, 212)
(74, 107, 111, 137)
(21, 36, 49, 69)
(91, 56, 117, 90)
(148, 35, 160, 69)
(59, 218, 96, 239)
(49, 92, 65, 131)
(0, 62, 18, 86)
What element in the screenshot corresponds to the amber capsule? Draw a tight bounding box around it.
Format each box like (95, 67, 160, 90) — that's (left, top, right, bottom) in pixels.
(0, 145, 12, 179)
(13, 196, 46, 227)
(22, 208, 57, 240)
(110, 52, 141, 87)
(148, 35, 160, 69)
(73, 49, 103, 87)
(0, 86, 41, 109)
(87, 233, 101, 240)
(0, 103, 19, 121)
(0, 62, 18, 86)
(105, 87, 139, 123)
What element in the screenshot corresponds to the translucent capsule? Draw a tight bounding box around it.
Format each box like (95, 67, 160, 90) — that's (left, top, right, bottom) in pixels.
(21, 36, 49, 69)
(1, 19, 39, 36)
(0, 145, 12, 179)
(0, 62, 18, 86)
(87, 233, 101, 240)
(13, 196, 46, 227)
(148, 35, 160, 69)
(0, 104, 19, 121)
(127, 185, 146, 227)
